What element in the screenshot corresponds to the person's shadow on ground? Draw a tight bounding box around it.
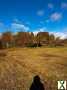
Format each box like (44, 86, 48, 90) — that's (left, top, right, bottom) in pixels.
(30, 75, 45, 90)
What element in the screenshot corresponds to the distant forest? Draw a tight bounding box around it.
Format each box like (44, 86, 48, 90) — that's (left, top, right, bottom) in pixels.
(0, 31, 67, 48)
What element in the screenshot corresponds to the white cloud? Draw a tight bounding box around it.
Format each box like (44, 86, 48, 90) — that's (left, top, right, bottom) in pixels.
(50, 12, 62, 21)
(40, 21, 44, 24)
(33, 27, 67, 39)
(40, 19, 50, 25)
(0, 22, 4, 26)
(62, 27, 67, 32)
(49, 32, 67, 39)
(39, 27, 46, 31)
(37, 10, 45, 16)
(11, 23, 30, 31)
(45, 19, 50, 23)
(13, 19, 19, 23)
(26, 22, 30, 25)
(61, 2, 67, 9)
(13, 18, 23, 24)
(33, 31, 39, 35)
(0, 22, 6, 32)
(48, 3, 54, 9)
(33, 27, 47, 35)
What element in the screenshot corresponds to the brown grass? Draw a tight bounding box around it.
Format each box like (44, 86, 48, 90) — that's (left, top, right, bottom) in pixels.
(0, 47, 67, 90)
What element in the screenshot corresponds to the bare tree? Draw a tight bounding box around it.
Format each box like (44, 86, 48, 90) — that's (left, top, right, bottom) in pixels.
(2, 32, 14, 48)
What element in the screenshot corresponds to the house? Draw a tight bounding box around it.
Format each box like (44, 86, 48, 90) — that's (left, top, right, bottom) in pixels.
(36, 32, 49, 45)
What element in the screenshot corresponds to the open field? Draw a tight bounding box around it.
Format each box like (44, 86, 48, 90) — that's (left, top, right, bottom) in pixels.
(0, 47, 67, 90)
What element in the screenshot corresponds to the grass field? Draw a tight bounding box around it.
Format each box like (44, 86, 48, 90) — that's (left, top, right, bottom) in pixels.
(0, 47, 67, 90)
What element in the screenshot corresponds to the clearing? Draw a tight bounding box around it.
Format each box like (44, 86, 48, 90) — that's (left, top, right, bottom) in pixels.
(0, 47, 67, 90)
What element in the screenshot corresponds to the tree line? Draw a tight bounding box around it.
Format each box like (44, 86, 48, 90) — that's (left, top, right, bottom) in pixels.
(0, 31, 67, 49)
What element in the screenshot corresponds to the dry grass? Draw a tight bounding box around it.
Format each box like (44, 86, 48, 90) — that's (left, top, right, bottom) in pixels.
(0, 47, 67, 90)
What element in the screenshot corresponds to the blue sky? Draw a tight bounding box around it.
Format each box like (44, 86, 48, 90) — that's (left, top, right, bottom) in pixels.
(0, 0, 67, 38)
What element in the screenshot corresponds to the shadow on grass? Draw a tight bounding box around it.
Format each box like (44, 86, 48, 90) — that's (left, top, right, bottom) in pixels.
(41, 53, 67, 60)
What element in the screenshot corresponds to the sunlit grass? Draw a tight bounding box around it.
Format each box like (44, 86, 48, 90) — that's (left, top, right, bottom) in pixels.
(0, 47, 67, 90)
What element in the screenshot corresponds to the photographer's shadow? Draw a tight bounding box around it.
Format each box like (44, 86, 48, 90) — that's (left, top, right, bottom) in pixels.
(30, 75, 45, 90)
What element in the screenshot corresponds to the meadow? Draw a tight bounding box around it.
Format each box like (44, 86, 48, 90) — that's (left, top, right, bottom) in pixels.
(0, 47, 67, 90)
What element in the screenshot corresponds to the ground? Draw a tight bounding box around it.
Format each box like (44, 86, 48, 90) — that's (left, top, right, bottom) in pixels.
(0, 47, 67, 90)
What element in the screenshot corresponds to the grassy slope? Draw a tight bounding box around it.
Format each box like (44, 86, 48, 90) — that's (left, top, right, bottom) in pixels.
(0, 47, 67, 90)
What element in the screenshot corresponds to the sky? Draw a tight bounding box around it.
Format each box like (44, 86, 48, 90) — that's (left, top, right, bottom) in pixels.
(0, 0, 67, 38)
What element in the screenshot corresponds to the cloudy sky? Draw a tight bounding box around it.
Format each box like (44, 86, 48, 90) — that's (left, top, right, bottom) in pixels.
(0, 0, 67, 38)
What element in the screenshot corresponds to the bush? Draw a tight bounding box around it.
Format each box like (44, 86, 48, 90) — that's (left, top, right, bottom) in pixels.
(26, 43, 37, 48)
(38, 43, 42, 47)
(0, 41, 3, 49)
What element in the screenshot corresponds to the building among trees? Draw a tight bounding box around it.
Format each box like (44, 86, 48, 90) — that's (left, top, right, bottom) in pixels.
(0, 31, 67, 48)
